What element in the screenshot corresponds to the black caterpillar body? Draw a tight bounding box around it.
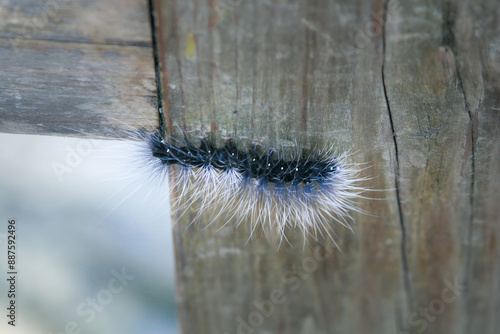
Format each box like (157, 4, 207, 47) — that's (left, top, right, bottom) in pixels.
(147, 132, 339, 187)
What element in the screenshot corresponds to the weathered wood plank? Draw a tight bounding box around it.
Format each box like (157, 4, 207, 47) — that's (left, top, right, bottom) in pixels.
(156, 0, 403, 333)
(0, 0, 158, 137)
(156, 0, 500, 333)
(385, 1, 500, 333)
(383, 1, 474, 333)
(0, 38, 158, 136)
(0, 0, 151, 45)
(454, 0, 500, 332)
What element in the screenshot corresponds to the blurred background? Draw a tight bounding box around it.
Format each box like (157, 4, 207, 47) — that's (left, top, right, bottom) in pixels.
(0, 133, 178, 334)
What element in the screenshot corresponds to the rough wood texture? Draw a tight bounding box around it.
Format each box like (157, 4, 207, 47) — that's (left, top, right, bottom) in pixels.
(0, 0, 158, 137)
(154, 0, 500, 333)
(453, 1, 500, 332)
(0, 0, 151, 45)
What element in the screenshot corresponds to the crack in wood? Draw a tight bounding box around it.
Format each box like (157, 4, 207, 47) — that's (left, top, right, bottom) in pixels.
(148, 0, 166, 136)
(381, 0, 414, 317)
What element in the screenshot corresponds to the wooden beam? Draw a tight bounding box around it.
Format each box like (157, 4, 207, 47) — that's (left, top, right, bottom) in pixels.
(156, 0, 401, 333)
(454, 0, 500, 331)
(0, 0, 158, 137)
(155, 0, 500, 333)
(383, 1, 472, 333)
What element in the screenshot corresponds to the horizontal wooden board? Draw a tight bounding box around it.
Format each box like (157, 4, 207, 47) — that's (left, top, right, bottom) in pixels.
(0, 0, 158, 137)
(0, 0, 151, 46)
(0, 37, 158, 137)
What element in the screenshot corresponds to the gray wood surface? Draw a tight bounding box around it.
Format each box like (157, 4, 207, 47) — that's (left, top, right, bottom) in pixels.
(454, 1, 500, 332)
(1, 0, 499, 333)
(153, 0, 500, 333)
(0, 0, 158, 137)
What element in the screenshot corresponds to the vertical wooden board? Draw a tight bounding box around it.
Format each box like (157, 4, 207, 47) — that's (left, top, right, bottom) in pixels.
(156, 0, 404, 333)
(0, 0, 151, 45)
(347, 2, 409, 332)
(383, 0, 474, 333)
(455, 0, 500, 332)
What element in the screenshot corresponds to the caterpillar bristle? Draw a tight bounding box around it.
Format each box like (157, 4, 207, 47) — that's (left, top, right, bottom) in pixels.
(125, 128, 372, 246)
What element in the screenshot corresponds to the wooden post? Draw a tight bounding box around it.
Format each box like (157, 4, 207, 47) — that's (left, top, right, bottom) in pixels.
(153, 0, 500, 333)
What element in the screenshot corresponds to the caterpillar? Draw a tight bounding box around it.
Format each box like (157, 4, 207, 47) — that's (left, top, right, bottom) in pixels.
(130, 128, 370, 245)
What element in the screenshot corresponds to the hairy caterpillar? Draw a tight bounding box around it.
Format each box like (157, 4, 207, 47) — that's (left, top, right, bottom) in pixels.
(130, 128, 370, 245)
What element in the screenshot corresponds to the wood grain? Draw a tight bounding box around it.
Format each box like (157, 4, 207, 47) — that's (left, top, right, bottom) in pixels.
(154, 0, 500, 333)
(0, 0, 158, 137)
(1, 0, 498, 332)
(0, 0, 151, 45)
(454, 0, 500, 332)
(383, 1, 472, 333)
(156, 0, 401, 333)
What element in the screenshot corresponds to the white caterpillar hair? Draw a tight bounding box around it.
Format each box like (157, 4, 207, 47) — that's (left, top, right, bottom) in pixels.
(131, 129, 371, 246)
